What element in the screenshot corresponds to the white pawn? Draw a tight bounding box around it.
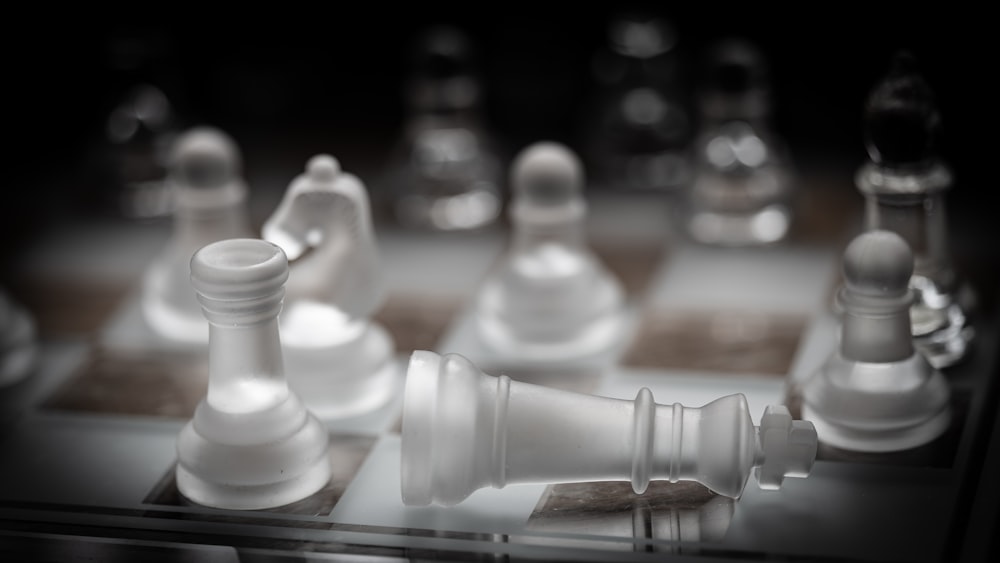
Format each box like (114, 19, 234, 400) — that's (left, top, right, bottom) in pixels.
(263, 155, 396, 418)
(802, 231, 951, 452)
(142, 127, 253, 343)
(474, 142, 626, 369)
(177, 239, 331, 510)
(401, 351, 817, 506)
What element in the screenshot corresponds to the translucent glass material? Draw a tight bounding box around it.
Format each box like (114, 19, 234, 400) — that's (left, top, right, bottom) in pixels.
(141, 127, 253, 343)
(263, 155, 397, 418)
(177, 238, 331, 510)
(401, 351, 817, 506)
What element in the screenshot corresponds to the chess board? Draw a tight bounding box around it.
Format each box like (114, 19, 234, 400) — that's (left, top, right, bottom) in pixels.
(2, 178, 998, 562)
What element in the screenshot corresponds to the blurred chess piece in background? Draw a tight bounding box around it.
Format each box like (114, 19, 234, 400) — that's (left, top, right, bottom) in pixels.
(472, 142, 627, 377)
(581, 12, 693, 194)
(856, 51, 974, 368)
(379, 25, 503, 231)
(684, 39, 795, 246)
(96, 30, 183, 219)
(264, 155, 398, 418)
(141, 127, 254, 343)
(0, 288, 38, 388)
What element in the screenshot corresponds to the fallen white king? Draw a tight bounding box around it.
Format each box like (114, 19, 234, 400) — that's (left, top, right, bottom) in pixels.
(401, 350, 817, 506)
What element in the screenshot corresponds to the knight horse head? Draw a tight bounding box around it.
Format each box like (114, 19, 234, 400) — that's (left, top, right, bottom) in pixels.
(262, 154, 384, 320)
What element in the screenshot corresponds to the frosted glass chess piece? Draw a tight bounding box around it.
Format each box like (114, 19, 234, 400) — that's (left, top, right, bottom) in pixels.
(802, 231, 951, 452)
(582, 12, 693, 193)
(104, 84, 177, 219)
(176, 238, 331, 509)
(94, 30, 181, 219)
(685, 39, 794, 246)
(0, 289, 38, 387)
(262, 155, 397, 418)
(141, 127, 253, 343)
(473, 142, 626, 371)
(401, 351, 817, 506)
(382, 25, 502, 230)
(856, 52, 973, 368)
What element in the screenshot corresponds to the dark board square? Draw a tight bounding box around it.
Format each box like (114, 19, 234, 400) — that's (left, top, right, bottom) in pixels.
(784, 174, 863, 245)
(528, 481, 735, 547)
(8, 276, 130, 339)
(143, 433, 377, 518)
(43, 347, 207, 418)
(374, 295, 464, 356)
(623, 310, 806, 376)
(591, 241, 668, 298)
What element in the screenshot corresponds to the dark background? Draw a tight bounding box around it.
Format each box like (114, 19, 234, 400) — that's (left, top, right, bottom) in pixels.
(6, 5, 995, 252)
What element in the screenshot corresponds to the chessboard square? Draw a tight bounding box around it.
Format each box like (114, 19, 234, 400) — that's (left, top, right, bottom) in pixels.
(378, 229, 504, 297)
(331, 435, 547, 534)
(647, 243, 838, 314)
(590, 241, 668, 298)
(528, 481, 733, 546)
(6, 276, 130, 339)
(623, 310, 807, 376)
(99, 289, 205, 356)
(0, 415, 180, 508)
(374, 295, 465, 356)
(42, 348, 207, 418)
(143, 433, 377, 517)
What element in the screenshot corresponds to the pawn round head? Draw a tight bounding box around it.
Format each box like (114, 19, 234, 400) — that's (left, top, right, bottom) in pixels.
(305, 154, 340, 184)
(511, 142, 584, 209)
(842, 230, 914, 298)
(864, 51, 941, 167)
(170, 127, 241, 189)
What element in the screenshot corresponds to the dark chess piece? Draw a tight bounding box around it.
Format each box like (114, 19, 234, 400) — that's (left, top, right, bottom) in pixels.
(856, 51, 974, 368)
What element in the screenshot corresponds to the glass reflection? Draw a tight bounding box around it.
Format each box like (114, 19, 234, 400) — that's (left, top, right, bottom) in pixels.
(685, 39, 794, 246)
(527, 481, 734, 553)
(582, 12, 693, 194)
(99, 31, 183, 220)
(381, 26, 502, 231)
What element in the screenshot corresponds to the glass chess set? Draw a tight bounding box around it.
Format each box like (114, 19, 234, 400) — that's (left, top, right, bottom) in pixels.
(2, 23, 998, 563)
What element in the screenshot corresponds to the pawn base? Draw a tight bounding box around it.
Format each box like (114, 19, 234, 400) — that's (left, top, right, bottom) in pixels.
(176, 452, 331, 511)
(474, 306, 630, 369)
(142, 294, 209, 345)
(802, 405, 950, 453)
(801, 352, 951, 452)
(284, 323, 399, 419)
(686, 204, 791, 247)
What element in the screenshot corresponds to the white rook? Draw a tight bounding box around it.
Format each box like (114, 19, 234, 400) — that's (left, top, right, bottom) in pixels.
(176, 238, 331, 510)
